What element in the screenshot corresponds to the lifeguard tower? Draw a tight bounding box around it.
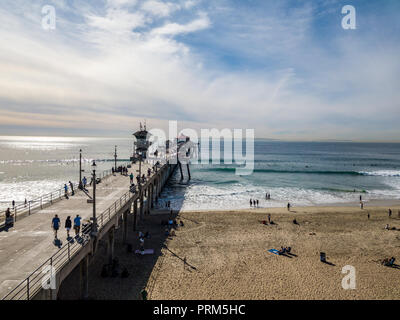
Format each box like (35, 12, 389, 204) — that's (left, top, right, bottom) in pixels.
(131, 122, 152, 161)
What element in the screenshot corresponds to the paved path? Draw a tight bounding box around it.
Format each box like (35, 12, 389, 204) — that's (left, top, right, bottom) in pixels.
(0, 162, 152, 298)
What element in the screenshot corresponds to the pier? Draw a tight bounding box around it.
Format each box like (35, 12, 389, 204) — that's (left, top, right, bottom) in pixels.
(0, 143, 187, 300)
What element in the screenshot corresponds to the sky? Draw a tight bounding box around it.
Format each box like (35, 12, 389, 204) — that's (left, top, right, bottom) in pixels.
(0, 0, 399, 141)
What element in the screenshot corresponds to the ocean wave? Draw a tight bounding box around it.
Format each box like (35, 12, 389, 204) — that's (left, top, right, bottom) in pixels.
(200, 167, 400, 177)
(202, 167, 363, 175)
(358, 170, 400, 177)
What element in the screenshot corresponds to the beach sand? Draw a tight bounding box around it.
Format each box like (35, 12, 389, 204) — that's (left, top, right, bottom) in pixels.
(58, 205, 400, 300)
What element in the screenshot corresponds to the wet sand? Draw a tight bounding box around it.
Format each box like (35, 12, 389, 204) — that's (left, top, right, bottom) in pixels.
(58, 205, 400, 300)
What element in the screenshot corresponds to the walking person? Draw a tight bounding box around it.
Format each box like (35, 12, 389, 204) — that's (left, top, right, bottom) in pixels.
(250, 199, 253, 207)
(69, 181, 74, 196)
(12, 200, 15, 209)
(65, 216, 72, 238)
(389, 208, 392, 218)
(367, 212, 370, 220)
(360, 201, 364, 210)
(52, 214, 60, 239)
(64, 184, 69, 199)
(83, 176, 87, 189)
(287, 202, 291, 211)
(268, 214, 271, 224)
(130, 173, 134, 184)
(74, 214, 82, 236)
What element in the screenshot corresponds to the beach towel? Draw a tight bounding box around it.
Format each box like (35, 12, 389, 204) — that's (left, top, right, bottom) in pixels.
(268, 249, 280, 255)
(135, 249, 154, 255)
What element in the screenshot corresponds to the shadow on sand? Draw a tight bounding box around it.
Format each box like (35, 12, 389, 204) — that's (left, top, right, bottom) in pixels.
(57, 170, 192, 300)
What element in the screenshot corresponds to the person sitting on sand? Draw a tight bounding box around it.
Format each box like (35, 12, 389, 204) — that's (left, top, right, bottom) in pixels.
(385, 224, 390, 230)
(293, 219, 298, 225)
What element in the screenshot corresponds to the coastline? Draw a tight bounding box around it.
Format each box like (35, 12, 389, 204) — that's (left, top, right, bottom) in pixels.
(175, 198, 400, 214)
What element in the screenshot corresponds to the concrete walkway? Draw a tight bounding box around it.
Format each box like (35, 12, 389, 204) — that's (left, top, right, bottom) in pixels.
(0, 162, 152, 298)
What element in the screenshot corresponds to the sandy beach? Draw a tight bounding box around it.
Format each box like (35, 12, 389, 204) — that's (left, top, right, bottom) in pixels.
(57, 204, 400, 300)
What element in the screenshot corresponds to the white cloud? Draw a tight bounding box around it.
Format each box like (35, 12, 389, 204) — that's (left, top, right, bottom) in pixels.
(140, 0, 179, 17)
(0, 0, 399, 141)
(151, 12, 210, 35)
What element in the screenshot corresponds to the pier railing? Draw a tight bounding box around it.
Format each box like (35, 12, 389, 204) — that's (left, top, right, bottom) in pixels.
(2, 184, 137, 300)
(0, 164, 130, 224)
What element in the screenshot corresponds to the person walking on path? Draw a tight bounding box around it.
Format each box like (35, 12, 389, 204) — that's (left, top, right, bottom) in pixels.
(65, 216, 72, 238)
(52, 214, 60, 238)
(64, 184, 69, 199)
(74, 214, 82, 236)
(83, 176, 87, 189)
(69, 181, 74, 196)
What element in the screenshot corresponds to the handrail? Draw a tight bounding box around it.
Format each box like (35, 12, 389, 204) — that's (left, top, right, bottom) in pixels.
(2, 161, 155, 300)
(0, 163, 130, 225)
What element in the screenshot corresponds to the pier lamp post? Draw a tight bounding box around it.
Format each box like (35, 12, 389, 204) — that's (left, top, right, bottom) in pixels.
(91, 160, 98, 237)
(114, 145, 117, 172)
(79, 149, 84, 190)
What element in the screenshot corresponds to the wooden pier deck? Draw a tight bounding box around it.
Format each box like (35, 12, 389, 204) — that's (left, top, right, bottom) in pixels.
(0, 159, 177, 300)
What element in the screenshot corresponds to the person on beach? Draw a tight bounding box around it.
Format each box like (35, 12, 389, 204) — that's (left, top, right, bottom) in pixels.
(52, 214, 60, 238)
(287, 202, 291, 211)
(360, 195, 362, 201)
(268, 214, 271, 224)
(250, 199, 253, 207)
(24, 198, 27, 207)
(65, 216, 72, 238)
(69, 181, 74, 196)
(367, 213, 370, 219)
(130, 173, 134, 184)
(64, 184, 69, 199)
(74, 214, 82, 236)
(360, 201, 364, 210)
(389, 209, 392, 218)
(256, 199, 259, 207)
(83, 176, 87, 189)
(139, 237, 145, 253)
(12, 200, 15, 208)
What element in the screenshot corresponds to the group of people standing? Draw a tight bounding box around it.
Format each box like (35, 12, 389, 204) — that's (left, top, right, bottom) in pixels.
(51, 214, 82, 239)
(63, 181, 75, 199)
(250, 199, 260, 207)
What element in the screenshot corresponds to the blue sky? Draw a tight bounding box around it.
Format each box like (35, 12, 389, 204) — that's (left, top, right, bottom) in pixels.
(0, 0, 399, 140)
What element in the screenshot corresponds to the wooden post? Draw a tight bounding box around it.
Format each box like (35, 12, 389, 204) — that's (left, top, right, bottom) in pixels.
(133, 200, 138, 231)
(107, 227, 115, 265)
(123, 210, 128, 244)
(80, 255, 89, 300)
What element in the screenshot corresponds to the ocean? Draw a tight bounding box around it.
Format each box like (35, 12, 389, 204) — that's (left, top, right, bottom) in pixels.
(1, 136, 400, 211)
